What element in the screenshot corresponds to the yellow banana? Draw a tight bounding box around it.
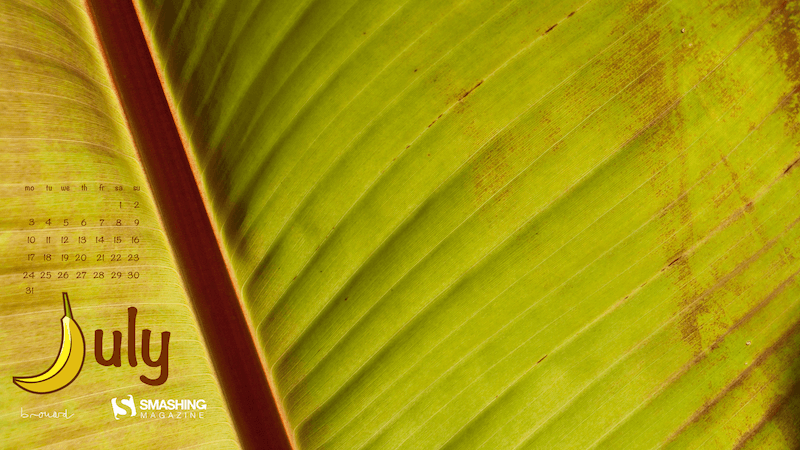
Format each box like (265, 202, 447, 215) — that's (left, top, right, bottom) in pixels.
(13, 292, 85, 394)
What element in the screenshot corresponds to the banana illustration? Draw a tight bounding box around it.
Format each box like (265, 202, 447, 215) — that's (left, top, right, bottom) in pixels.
(13, 292, 85, 394)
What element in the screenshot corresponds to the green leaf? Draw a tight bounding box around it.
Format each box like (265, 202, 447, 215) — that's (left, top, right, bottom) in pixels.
(146, 0, 800, 448)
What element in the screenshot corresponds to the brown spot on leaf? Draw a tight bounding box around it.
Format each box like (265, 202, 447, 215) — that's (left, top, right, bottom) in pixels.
(783, 155, 800, 174)
(470, 132, 517, 206)
(731, 312, 800, 449)
(763, 0, 800, 133)
(667, 309, 800, 447)
(628, 24, 708, 352)
(457, 80, 484, 102)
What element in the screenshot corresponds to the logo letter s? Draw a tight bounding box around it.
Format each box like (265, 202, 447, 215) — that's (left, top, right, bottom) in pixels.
(111, 394, 136, 419)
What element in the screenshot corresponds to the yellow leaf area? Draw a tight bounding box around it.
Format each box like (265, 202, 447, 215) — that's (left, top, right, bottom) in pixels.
(143, 0, 800, 448)
(0, 1, 238, 448)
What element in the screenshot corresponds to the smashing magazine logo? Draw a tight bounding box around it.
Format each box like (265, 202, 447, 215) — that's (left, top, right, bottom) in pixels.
(112, 394, 207, 420)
